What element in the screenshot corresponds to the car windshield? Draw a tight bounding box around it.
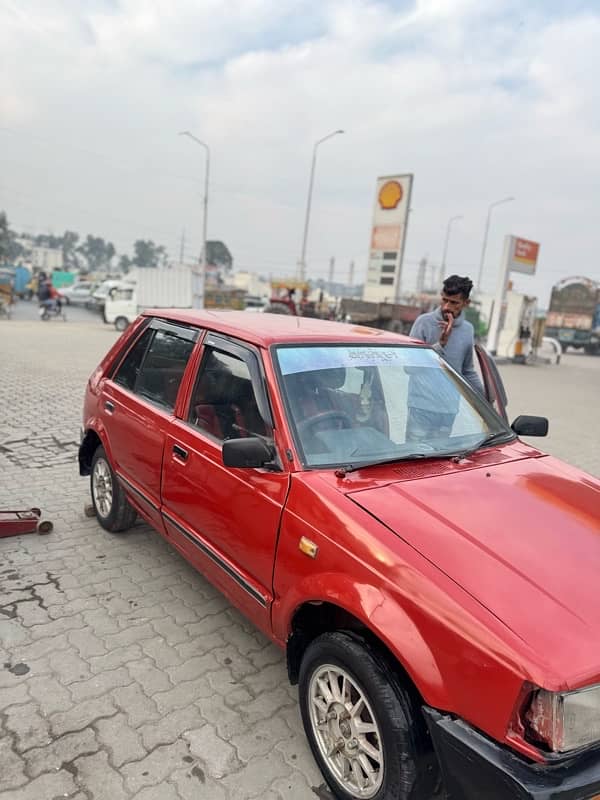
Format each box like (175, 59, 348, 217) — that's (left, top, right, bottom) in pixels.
(274, 344, 512, 469)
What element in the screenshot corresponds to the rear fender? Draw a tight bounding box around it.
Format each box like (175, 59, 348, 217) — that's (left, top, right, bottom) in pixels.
(79, 419, 114, 476)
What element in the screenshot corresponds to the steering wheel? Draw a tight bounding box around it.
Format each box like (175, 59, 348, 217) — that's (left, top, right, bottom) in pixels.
(298, 410, 353, 437)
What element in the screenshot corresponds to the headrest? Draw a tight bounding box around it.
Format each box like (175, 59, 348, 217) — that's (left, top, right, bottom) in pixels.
(197, 363, 233, 404)
(316, 368, 346, 389)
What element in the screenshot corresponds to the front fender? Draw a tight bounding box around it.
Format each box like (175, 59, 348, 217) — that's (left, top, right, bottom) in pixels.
(273, 571, 449, 709)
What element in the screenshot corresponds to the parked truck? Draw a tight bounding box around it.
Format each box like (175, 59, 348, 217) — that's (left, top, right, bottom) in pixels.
(13, 265, 32, 298)
(544, 276, 600, 355)
(103, 268, 193, 330)
(339, 297, 423, 333)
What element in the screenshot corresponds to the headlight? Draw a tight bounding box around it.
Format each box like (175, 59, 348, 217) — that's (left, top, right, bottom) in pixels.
(524, 684, 600, 753)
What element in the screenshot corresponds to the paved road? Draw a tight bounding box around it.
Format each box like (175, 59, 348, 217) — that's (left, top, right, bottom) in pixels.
(496, 351, 600, 476)
(0, 311, 598, 800)
(6, 296, 103, 324)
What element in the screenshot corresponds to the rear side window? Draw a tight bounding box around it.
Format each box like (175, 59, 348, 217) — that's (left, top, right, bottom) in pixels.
(114, 328, 153, 391)
(113, 326, 196, 410)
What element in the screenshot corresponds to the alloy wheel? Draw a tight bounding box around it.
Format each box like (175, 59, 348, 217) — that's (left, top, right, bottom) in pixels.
(92, 457, 113, 519)
(308, 663, 384, 798)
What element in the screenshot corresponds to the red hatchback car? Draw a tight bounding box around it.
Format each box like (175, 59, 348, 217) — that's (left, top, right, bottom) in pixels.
(80, 310, 600, 800)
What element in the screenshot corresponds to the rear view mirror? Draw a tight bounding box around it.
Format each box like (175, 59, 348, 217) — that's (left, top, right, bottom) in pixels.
(511, 415, 549, 437)
(222, 437, 274, 468)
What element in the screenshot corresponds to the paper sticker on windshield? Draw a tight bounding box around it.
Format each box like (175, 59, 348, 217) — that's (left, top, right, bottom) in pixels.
(276, 346, 435, 375)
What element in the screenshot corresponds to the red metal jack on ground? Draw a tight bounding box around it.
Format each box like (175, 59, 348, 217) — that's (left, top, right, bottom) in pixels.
(0, 508, 53, 538)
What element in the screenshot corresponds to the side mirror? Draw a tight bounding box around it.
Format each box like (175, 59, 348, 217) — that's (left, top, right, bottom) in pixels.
(222, 437, 274, 468)
(511, 415, 549, 437)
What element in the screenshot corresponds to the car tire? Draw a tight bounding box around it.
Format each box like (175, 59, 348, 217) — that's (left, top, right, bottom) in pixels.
(114, 316, 129, 332)
(90, 445, 137, 533)
(299, 631, 438, 800)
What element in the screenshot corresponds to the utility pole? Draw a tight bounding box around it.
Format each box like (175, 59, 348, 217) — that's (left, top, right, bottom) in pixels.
(439, 215, 463, 288)
(328, 256, 335, 286)
(430, 263, 437, 292)
(476, 197, 514, 293)
(179, 131, 210, 308)
(348, 260, 355, 288)
(179, 228, 186, 264)
(416, 257, 427, 294)
(298, 130, 344, 281)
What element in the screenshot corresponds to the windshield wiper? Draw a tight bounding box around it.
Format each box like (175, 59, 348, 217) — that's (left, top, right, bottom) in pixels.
(335, 431, 515, 476)
(448, 430, 516, 461)
(335, 452, 454, 476)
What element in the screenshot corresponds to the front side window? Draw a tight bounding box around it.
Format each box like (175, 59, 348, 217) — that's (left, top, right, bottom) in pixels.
(189, 348, 267, 441)
(113, 325, 195, 410)
(274, 344, 513, 468)
(111, 286, 134, 301)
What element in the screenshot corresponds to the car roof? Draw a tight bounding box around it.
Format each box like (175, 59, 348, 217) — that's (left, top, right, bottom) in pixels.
(142, 308, 423, 348)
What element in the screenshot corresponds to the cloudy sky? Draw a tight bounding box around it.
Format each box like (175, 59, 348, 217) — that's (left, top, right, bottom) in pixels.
(1, 0, 599, 305)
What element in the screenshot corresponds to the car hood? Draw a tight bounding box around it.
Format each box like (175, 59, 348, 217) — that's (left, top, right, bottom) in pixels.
(345, 454, 600, 687)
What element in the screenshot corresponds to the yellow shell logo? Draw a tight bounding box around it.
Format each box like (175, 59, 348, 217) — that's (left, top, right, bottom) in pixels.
(378, 180, 403, 210)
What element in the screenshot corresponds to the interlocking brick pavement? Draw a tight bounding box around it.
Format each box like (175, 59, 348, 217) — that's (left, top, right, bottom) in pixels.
(0, 319, 330, 799)
(0, 316, 598, 799)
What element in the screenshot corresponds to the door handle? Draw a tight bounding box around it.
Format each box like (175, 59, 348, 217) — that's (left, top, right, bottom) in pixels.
(104, 400, 115, 414)
(172, 444, 188, 462)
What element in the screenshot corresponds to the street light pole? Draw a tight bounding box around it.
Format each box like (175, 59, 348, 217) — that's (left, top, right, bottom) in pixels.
(476, 196, 514, 293)
(439, 215, 463, 286)
(179, 131, 210, 308)
(298, 129, 344, 282)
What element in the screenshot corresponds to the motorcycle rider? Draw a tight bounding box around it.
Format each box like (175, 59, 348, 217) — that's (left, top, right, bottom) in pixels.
(37, 274, 50, 304)
(39, 279, 63, 315)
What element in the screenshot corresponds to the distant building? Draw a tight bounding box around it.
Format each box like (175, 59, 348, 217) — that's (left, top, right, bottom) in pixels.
(231, 271, 270, 301)
(31, 246, 63, 271)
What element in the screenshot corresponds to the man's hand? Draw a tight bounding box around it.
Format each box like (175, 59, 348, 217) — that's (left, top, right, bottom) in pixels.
(438, 313, 454, 347)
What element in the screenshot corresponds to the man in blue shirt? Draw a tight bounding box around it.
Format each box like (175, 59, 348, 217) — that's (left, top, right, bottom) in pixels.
(407, 275, 485, 442)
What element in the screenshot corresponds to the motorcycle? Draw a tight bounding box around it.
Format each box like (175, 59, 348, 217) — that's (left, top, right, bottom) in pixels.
(39, 300, 67, 322)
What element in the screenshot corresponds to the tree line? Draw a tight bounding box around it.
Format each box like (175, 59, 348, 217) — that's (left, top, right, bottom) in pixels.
(0, 211, 234, 274)
(0, 211, 169, 272)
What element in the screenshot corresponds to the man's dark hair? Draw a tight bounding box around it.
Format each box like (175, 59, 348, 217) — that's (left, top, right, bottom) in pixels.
(443, 274, 473, 300)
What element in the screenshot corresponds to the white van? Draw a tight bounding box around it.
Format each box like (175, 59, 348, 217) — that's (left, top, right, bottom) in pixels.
(103, 268, 193, 331)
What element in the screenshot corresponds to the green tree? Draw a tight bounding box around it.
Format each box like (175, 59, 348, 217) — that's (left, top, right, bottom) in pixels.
(34, 233, 63, 249)
(0, 211, 24, 263)
(465, 305, 488, 340)
(132, 239, 167, 268)
(119, 255, 132, 274)
(77, 235, 116, 272)
(0, 211, 12, 263)
(62, 231, 80, 271)
(206, 240, 232, 271)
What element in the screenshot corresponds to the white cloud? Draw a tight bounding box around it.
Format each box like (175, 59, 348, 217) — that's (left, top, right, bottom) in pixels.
(1, 0, 599, 303)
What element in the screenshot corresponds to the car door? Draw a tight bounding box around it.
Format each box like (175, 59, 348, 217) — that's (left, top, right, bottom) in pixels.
(160, 333, 290, 637)
(75, 284, 92, 305)
(475, 344, 508, 421)
(100, 318, 199, 532)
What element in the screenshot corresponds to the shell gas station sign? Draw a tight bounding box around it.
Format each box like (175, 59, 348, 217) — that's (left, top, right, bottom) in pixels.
(487, 234, 542, 354)
(509, 237, 540, 275)
(378, 180, 404, 209)
(364, 174, 413, 303)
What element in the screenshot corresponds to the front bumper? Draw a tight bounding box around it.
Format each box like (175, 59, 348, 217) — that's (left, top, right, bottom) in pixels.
(424, 707, 600, 800)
